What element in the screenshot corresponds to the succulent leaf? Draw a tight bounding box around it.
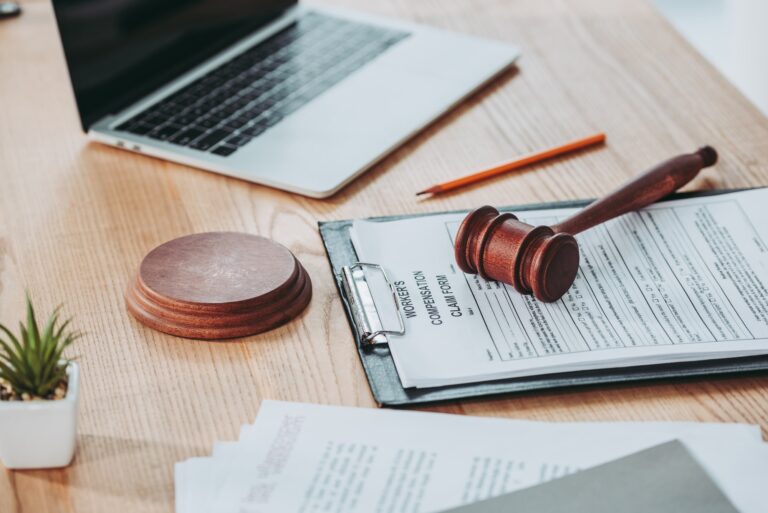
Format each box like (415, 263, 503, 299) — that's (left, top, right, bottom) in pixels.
(0, 297, 77, 399)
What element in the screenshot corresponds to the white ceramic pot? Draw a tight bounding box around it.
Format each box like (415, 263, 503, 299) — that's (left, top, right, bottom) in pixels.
(0, 361, 79, 469)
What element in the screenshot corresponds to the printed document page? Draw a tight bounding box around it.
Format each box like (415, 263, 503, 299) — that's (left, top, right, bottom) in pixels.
(175, 401, 767, 513)
(440, 441, 742, 513)
(350, 189, 768, 387)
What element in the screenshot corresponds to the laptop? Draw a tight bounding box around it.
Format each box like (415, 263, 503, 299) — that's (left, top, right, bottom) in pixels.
(52, 1, 519, 198)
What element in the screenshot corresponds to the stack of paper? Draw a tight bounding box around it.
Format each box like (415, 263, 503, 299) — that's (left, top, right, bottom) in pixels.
(175, 401, 768, 513)
(349, 189, 768, 388)
(442, 441, 742, 513)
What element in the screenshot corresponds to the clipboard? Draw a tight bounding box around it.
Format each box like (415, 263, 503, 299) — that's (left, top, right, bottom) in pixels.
(319, 190, 768, 407)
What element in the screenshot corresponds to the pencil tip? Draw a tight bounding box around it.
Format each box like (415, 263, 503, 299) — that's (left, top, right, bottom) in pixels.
(415, 190, 429, 196)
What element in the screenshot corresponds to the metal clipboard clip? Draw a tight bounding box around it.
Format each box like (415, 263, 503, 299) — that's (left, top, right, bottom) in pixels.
(339, 263, 406, 347)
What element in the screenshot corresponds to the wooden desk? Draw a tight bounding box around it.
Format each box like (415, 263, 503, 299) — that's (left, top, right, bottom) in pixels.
(1, 0, 767, 511)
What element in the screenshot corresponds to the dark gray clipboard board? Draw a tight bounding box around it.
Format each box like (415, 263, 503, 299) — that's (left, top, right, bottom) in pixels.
(319, 189, 768, 407)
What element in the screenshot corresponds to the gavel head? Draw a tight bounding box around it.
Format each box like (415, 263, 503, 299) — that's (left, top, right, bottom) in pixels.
(454, 206, 580, 302)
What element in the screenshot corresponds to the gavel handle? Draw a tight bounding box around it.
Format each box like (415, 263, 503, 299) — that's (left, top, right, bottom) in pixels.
(551, 146, 717, 235)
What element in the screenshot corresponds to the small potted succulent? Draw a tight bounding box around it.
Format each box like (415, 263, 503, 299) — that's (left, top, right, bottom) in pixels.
(0, 297, 80, 469)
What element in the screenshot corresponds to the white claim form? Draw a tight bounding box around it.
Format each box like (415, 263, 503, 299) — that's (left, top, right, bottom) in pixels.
(174, 401, 768, 513)
(349, 189, 768, 388)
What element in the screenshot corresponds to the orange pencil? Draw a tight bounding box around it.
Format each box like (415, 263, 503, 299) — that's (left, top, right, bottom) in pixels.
(416, 132, 606, 196)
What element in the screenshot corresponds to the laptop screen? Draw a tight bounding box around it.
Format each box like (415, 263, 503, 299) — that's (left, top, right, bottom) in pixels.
(52, 0, 296, 130)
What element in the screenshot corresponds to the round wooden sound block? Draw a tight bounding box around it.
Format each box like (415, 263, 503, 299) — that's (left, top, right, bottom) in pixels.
(126, 232, 312, 339)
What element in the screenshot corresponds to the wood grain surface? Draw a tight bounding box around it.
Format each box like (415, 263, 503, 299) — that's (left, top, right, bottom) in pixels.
(1, 0, 767, 511)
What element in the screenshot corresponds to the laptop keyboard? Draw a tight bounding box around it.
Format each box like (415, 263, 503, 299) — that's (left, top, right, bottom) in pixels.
(115, 12, 409, 157)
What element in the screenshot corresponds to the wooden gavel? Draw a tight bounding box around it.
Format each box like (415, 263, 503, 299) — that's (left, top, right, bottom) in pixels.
(454, 146, 718, 302)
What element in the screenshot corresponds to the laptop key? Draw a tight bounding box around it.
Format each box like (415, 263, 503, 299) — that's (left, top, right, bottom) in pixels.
(150, 124, 184, 141)
(171, 127, 205, 145)
(118, 121, 153, 135)
(190, 129, 230, 151)
(224, 134, 253, 147)
(197, 117, 221, 129)
(211, 145, 238, 157)
(225, 116, 254, 130)
(240, 124, 267, 137)
(170, 113, 198, 125)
